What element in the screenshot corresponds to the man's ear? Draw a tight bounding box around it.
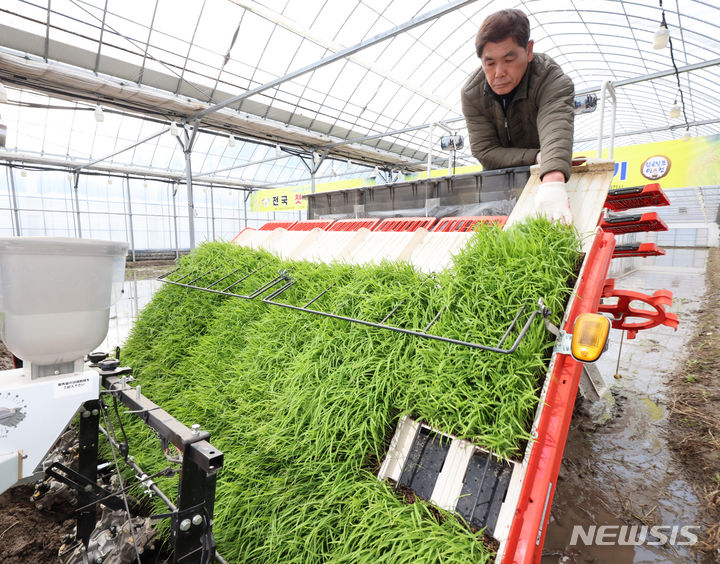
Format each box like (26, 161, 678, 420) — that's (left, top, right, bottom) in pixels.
(526, 39, 534, 62)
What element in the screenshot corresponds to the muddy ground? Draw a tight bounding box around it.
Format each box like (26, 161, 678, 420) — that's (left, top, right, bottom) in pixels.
(1, 252, 718, 562)
(543, 248, 720, 563)
(666, 249, 720, 557)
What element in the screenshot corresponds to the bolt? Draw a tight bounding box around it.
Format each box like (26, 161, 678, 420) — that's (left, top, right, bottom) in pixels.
(191, 514, 203, 526)
(179, 519, 192, 532)
(91, 409, 99, 416)
(191, 424, 200, 436)
(94, 556, 103, 564)
(84, 485, 93, 492)
(82, 410, 91, 418)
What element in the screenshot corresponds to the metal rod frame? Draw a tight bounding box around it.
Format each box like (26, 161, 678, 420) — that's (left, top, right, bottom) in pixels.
(158, 266, 550, 354)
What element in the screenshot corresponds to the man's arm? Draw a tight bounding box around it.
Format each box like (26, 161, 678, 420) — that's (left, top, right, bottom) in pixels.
(461, 90, 538, 170)
(534, 65, 575, 182)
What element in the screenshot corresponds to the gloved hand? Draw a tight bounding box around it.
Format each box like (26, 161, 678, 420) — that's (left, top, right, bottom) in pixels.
(534, 181, 572, 224)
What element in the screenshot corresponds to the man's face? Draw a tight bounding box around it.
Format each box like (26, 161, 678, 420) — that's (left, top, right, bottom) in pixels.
(481, 37, 534, 95)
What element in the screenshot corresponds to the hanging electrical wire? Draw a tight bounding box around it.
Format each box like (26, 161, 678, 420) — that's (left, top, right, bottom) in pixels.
(659, 0, 691, 134)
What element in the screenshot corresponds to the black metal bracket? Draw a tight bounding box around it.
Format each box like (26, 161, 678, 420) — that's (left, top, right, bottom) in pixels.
(76, 399, 101, 546)
(159, 265, 551, 354)
(87, 364, 224, 564)
(45, 461, 128, 512)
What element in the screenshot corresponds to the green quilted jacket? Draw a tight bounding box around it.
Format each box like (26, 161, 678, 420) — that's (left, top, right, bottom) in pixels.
(460, 52, 575, 181)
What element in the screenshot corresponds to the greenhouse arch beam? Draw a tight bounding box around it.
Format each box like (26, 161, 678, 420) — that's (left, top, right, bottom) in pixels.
(576, 57, 720, 95)
(73, 127, 169, 172)
(191, 0, 479, 121)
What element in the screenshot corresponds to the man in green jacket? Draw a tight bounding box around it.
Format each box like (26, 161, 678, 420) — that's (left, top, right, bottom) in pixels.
(461, 9, 575, 223)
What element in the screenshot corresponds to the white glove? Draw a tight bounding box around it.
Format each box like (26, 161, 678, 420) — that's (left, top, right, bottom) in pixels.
(534, 181, 572, 224)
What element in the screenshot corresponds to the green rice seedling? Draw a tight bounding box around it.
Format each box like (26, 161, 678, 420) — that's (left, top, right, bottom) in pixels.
(115, 219, 580, 562)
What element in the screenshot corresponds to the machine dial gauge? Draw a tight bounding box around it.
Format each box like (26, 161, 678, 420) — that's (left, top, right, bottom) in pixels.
(0, 392, 27, 438)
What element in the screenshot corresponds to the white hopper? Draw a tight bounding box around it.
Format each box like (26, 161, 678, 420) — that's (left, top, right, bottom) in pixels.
(291, 228, 373, 264)
(231, 228, 276, 250)
(343, 229, 429, 266)
(407, 232, 475, 273)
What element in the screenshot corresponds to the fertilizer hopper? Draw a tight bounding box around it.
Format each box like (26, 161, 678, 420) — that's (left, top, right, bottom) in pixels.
(0, 237, 127, 492)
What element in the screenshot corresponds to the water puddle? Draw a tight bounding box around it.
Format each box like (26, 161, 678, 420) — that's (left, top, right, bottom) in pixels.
(542, 249, 708, 563)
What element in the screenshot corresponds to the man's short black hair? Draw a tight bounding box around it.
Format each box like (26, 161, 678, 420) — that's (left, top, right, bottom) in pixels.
(475, 9, 531, 58)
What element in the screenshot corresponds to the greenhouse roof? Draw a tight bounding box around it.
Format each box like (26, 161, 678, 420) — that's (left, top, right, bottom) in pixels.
(0, 0, 719, 188)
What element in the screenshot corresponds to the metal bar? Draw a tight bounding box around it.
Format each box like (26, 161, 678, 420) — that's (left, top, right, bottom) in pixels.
(72, 171, 82, 238)
(205, 268, 242, 289)
(423, 305, 447, 332)
(136, 0, 159, 85)
(187, 268, 219, 286)
(575, 56, 720, 95)
(125, 175, 136, 261)
(74, 128, 168, 172)
(468, 449, 493, 525)
(182, 129, 196, 250)
(380, 301, 405, 323)
(243, 191, 249, 230)
(262, 298, 543, 353)
(303, 284, 336, 308)
(158, 266, 181, 280)
(597, 82, 607, 159)
(7, 166, 20, 236)
(93, 0, 110, 74)
(160, 273, 547, 353)
(497, 306, 526, 348)
(220, 262, 270, 292)
(101, 374, 223, 472)
(196, 153, 288, 178)
(190, 0, 479, 121)
(172, 183, 179, 260)
(44, 0, 51, 61)
(263, 279, 296, 301)
(210, 184, 215, 241)
(76, 399, 101, 547)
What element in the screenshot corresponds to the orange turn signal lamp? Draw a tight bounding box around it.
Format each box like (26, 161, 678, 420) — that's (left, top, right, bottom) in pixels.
(571, 313, 611, 363)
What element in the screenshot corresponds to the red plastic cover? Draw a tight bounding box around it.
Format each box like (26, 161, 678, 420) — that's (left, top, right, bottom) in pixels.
(326, 218, 381, 231)
(431, 216, 508, 232)
(600, 212, 668, 234)
(288, 220, 336, 231)
(604, 183, 670, 210)
(374, 217, 437, 232)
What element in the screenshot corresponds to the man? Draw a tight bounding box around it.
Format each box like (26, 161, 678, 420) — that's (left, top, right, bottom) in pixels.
(461, 9, 575, 223)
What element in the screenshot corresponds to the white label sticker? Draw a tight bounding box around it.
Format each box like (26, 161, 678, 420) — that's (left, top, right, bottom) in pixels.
(53, 374, 93, 398)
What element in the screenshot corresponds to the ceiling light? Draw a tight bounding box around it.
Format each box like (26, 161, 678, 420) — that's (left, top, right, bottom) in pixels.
(94, 105, 104, 123)
(0, 81, 7, 104)
(228, 134, 236, 148)
(313, 152, 321, 165)
(653, 22, 670, 50)
(370, 166, 379, 179)
(668, 103, 681, 119)
(170, 121, 179, 137)
(275, 145, 283, 158)
(681, 129, 691, 141)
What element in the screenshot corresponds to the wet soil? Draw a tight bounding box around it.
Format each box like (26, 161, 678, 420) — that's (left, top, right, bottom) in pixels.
(666, 248, 720, 560)
(0, 485, 72, 563)
(543, 249, 717, 563)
